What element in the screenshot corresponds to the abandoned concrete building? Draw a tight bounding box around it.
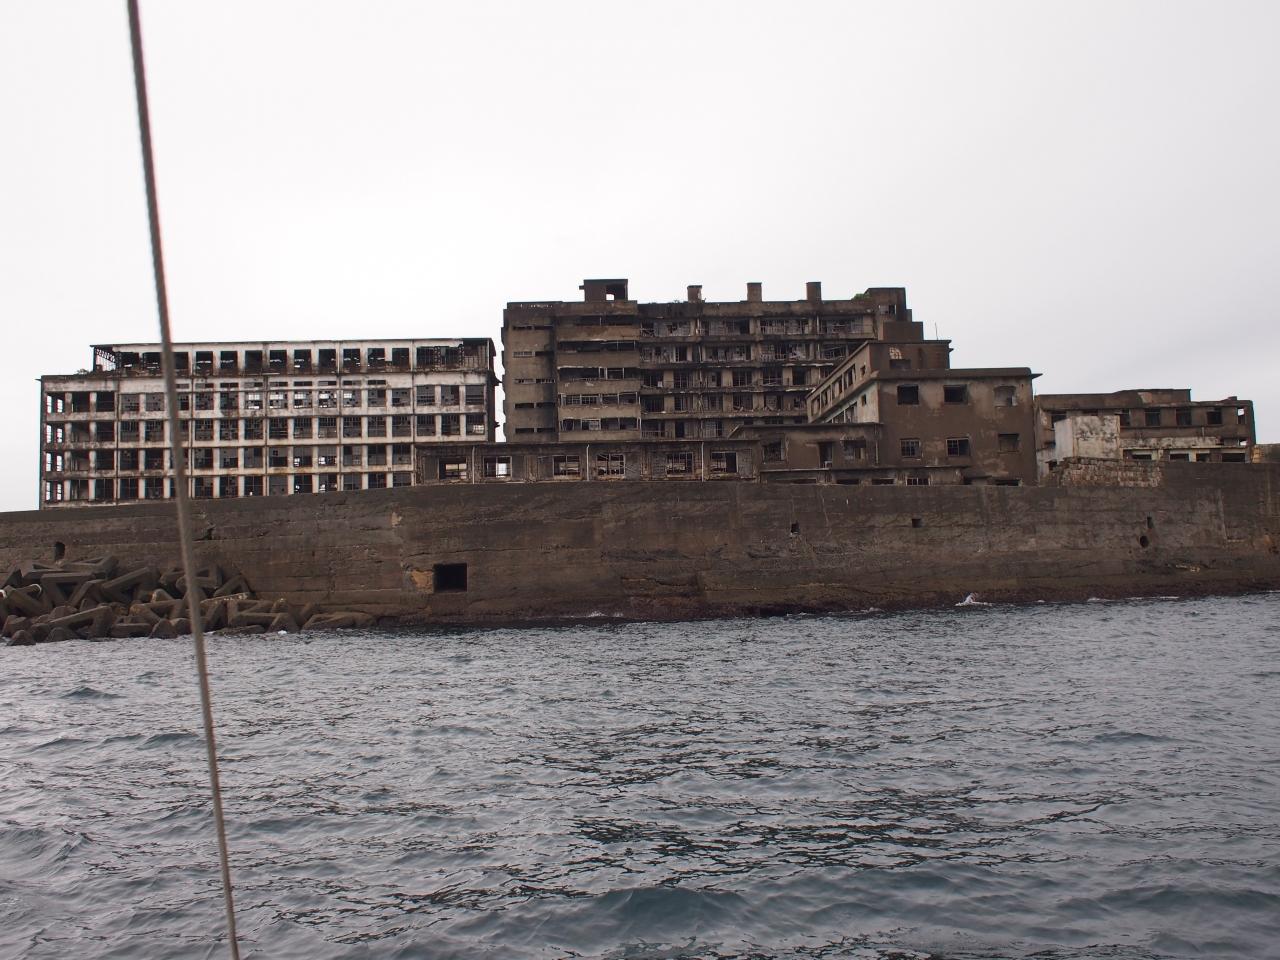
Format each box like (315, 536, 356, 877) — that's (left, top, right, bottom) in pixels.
(792, 338, 1039, 485)
(1035, 390, 1255, 476)
(39, 339, 497, 507)
(34, 280, 1264, 507)
(427, 289, 1039, 488)
(501, 279, 920, 443)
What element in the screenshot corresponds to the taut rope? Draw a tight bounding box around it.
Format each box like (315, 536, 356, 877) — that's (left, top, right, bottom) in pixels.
(125, 3, 242, 956)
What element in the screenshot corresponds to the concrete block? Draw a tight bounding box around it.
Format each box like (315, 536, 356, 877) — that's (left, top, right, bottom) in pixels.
(228, 611, 277, 628)
(101, 566, 160, 605)
(46, 626, 76, 643)
(8, 629, 35, 646)
(3, 615, 33, 638)
(214, 574, 249, 598)
(67, 579, 106, 609)
(129, 604, 162, 626)
(269, 613, 300, 633)
(90, 606, 116, 638)
(110, 623, 153, 639)
(6, 586, 50, 617)
(149, 620, 178, 639)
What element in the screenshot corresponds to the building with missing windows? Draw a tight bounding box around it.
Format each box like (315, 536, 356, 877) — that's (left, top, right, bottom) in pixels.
(502, 278, 920, 443)
(39, 338, 496, 507)
(1034, 390, 1255, 477)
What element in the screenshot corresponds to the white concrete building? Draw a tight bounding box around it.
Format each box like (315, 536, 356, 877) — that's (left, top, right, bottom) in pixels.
(39, 338, 496, 508)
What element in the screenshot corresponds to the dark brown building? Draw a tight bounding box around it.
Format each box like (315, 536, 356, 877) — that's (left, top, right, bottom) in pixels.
(770, 339, 1039, 485)
(1035, 389, 1255, 475)
(501, 279, 921, 443)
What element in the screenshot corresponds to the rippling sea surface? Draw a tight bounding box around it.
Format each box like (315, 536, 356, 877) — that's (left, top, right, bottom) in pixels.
(2, 595, 1279, 960)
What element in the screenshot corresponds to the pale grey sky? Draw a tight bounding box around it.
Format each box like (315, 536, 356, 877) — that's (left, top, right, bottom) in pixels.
(2, 0, 1276, 512)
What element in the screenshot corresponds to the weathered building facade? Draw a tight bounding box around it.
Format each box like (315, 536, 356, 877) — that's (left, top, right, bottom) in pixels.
(416, 439, 761, 485)
(502, 279, 920, 443)
(39, 339, 496, 508)
(1035, 390, 1255, 476)
(769, 339, 1039, 485)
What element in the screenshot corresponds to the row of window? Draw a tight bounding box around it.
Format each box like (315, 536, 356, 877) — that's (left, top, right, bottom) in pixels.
(45, 472, 415, 502)
(1051, 406, 1248, 428)
(45, 414, 488, 444)
(435, 451, 742, 482)
(47, 443, 417, 473)
(899, 434, 1021, 458)
(47, 385, 486, 415)
(105, 344, 487, 376)
(1125, 450, 1248, 462)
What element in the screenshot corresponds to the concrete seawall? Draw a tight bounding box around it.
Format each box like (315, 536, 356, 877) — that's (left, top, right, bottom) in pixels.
(3, 461, 1278, 623)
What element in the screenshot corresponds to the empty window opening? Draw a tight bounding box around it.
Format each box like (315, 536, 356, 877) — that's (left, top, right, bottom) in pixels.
(943, 384, 968, 404)
(897, 384, 920, 406)
(665, 452, 694, 476)
(789, 522, 800, 535)
(998, 433, 1021, 453)
(482, 456, 511, 479)
(911, 517, 923, 528)
(552, 455, 581, 478)
(53, 541, 66, 561)
(439, 458, 469, 481)
(994, 385, 1017, 407)
(710, 451, 738, 475)
(434, 563, 468, 592)
(596, 453, 625, 478)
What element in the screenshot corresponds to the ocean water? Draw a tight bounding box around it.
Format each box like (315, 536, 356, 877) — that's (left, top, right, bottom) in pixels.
(1, 594, 1278, 960)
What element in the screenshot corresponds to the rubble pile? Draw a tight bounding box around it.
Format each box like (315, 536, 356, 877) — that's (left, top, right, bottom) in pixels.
(1, 557, 375, 647)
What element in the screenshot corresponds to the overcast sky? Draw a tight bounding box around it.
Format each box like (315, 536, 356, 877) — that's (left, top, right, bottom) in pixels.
(2, 0, 1276, 512)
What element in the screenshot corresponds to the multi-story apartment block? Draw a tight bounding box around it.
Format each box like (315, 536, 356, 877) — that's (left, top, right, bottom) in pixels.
(39, 338, 496, 508)
(1035, 389, 1255, 475)
(736, 337, 1039, 485)
(502, 278, 920, 443)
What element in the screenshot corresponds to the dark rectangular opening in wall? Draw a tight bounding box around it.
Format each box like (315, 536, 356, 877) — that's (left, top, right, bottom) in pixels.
(433, 563, 468, 592)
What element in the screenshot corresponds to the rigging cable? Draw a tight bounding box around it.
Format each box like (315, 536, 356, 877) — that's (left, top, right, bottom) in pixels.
(125, 2, 242, 956)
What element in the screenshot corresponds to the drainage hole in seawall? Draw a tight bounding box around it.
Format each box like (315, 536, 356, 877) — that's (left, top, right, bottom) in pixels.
(1139, 535, 1150, 548)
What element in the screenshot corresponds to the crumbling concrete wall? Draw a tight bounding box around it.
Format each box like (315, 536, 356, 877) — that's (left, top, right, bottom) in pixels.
(1054, 415, 1122, 461)
(1, 463, 1278, 624)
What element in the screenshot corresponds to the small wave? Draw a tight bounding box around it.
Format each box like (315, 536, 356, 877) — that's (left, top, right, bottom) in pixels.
(32, 735, 86, 750)
(955, 593, 991, 607)
(141, 731, 200, 747)
(61, 685, 121, 700)
(1093, 730, 1173, 745)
